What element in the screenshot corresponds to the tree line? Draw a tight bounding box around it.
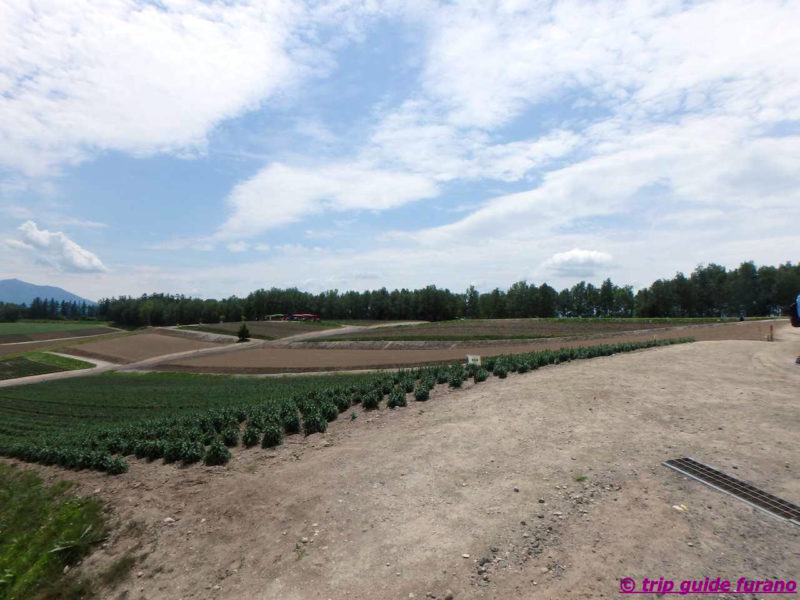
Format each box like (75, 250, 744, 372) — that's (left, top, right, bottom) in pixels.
(2, 261, 796, 326)
(0, 298, 99, 322)
(85, 260, 799, 327)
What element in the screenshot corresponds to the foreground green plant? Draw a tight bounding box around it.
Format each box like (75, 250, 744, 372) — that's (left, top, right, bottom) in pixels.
(0, 465, 106, 600)
(204, 439, 231, 465)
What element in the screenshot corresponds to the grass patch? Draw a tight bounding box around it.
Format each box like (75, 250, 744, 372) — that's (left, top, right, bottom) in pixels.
(0, 353, 93, 381)
(0, 464, 106, 600)
(572, 472, 587, 482)
(26, 353, 94, 371)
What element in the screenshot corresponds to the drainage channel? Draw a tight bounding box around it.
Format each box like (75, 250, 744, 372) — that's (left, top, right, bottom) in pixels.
(664, 457, 799, 525)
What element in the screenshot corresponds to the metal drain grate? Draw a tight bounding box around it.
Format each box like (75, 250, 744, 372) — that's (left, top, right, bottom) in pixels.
(664, 457, 800, 525)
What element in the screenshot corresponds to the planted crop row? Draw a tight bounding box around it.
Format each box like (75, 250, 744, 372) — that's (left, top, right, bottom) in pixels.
(0, 338, 692, 473)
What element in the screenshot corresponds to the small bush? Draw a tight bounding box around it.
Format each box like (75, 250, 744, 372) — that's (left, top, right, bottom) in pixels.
(402, 378, 415, 393)
(473, 368, 489, 383)
(413, 384, 429, 401)
(261, 423, 284, 448)
(302, 411, 327, 436)
(448, 371, 463, 388)
(321, 401, 339, 422)
(242, 426, 261, 448)
(221, 428, 239, 447)
(387, 387, 407, 409)
(361, 389, 381, 410)
(204, 440, 230, 466)
(180, 441, 205, 464)
(281, 405, 301, 434)
(101, 455, 129, 475)
(164, 440, 182, 463)
(493, 364, 508, 379)
(334, 393, 350, 412)
(237, 322, 250, 341)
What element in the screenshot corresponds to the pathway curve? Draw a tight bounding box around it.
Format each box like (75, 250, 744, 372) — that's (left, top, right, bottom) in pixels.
(0, 340, 262, 388)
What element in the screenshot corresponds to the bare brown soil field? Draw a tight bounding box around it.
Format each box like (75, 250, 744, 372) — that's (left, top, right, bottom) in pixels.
(182, 320, 341, 339)
(0, 326, 116, 344)
(61, 331, 225, 364)
(312, 317, 770, 341)
(7, 326, 799, 599)
(161, 320, 774, 373)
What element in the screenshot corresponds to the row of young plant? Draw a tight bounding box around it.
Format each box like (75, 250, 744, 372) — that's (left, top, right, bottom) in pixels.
(0, 338, 693, 474)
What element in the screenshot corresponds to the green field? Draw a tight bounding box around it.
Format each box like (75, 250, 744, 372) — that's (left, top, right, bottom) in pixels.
(0, 352, 94, 381)
(0, 321, 109, 336)
(0, 339, 692, 474)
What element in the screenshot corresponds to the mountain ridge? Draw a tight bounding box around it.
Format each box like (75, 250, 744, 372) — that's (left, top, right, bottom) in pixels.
(0, 278, 96, 305)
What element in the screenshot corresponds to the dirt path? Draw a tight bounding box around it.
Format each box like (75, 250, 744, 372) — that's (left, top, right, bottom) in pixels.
(8, 324, 798, 600)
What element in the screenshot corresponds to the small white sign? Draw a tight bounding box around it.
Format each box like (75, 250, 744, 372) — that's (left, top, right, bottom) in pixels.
(466, 354, 481, 365)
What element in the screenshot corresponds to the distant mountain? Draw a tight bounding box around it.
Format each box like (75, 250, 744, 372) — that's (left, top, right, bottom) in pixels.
(0, 279, 96, 306)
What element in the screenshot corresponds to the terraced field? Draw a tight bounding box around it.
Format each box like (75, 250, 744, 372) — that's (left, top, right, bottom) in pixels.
(0, 321, 115, 343)
(310, 317, 768, 342)
(181, 320, 347, 339)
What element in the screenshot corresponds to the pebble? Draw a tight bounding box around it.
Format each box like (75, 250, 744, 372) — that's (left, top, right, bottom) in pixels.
(540, 567, 549, 574)
(301, 537, 309, 544)
(513, 487, 520, 493)
(445, 590, 455, 600)
(538, 498, 545, 503)
(462, 554, 470, 559)
(164, 517, 176, 524)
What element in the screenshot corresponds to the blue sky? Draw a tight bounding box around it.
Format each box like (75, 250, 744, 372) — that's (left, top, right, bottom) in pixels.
(1, 0, 799, 301)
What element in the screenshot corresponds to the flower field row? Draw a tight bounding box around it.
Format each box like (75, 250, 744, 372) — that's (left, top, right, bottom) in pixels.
(0, 338, 693, 474)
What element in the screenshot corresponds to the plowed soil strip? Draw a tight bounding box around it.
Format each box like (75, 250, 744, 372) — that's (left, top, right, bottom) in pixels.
(157, 321, 772, 373)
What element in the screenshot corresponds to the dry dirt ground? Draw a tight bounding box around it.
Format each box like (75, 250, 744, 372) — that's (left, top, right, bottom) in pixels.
(61, 331, 226, 364)
(158, 320, 773, 373)
(7, 323, 799, 600)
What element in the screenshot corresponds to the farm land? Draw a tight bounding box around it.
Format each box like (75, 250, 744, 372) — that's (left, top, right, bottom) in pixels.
(178, 319, 404, 340)
(0, 317, 796, 600)
(309, 316, 771, 342)
(0, 351, 93, 380)
(0, 320, 116, 343)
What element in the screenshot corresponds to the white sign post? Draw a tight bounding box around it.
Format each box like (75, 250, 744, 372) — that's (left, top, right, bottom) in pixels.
(466, 354, 481, 366)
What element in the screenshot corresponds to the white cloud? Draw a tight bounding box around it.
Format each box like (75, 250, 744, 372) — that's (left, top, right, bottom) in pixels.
(14, 220, 107, 272)
(216, 162, 438, 239)
(544, 248, 613, 278)
(0, 0, 319, 175)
